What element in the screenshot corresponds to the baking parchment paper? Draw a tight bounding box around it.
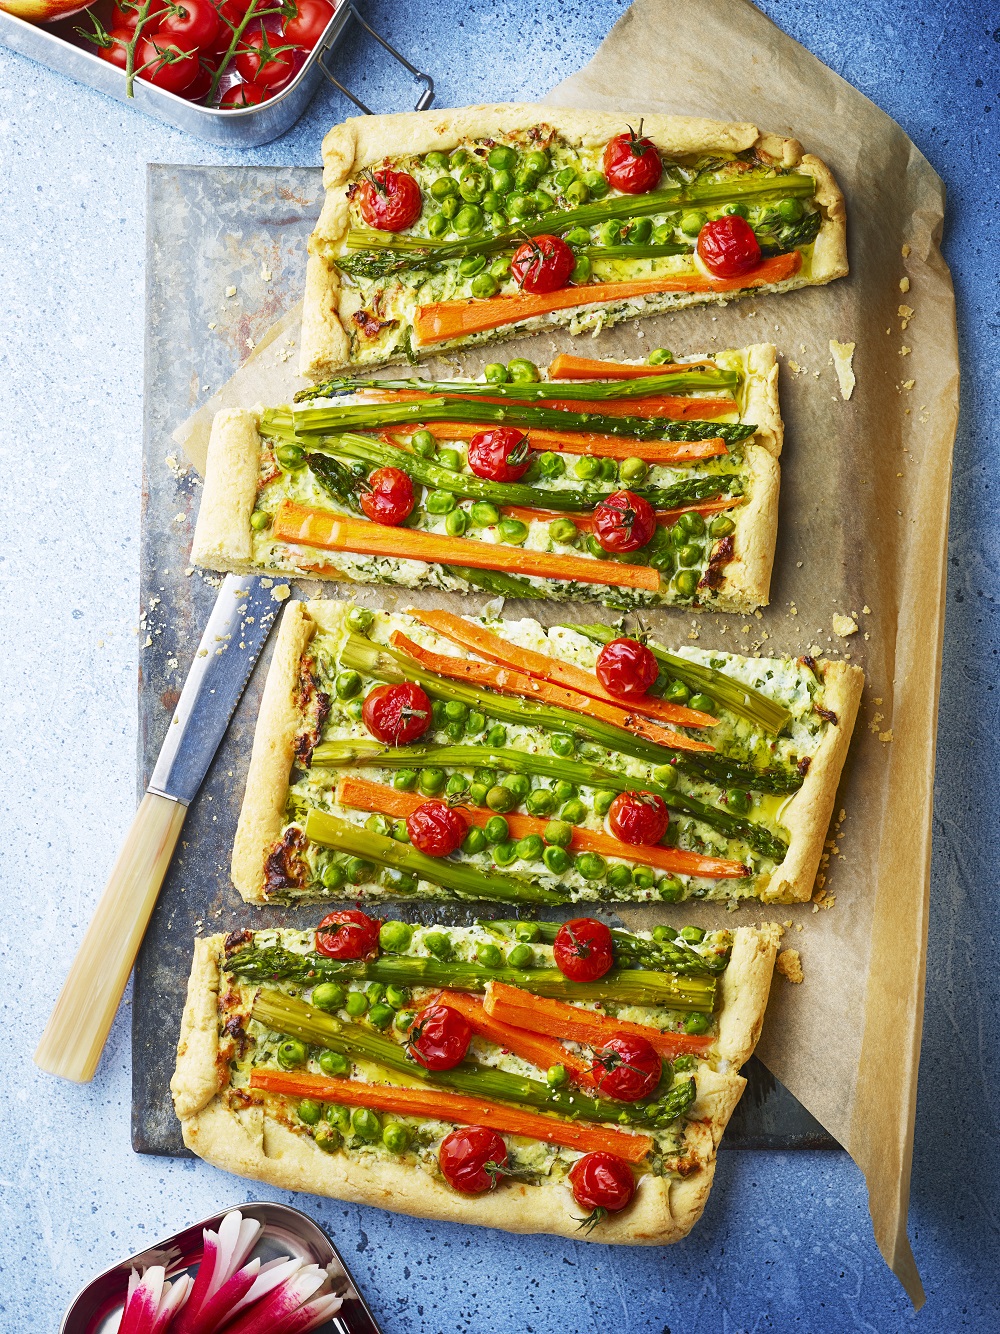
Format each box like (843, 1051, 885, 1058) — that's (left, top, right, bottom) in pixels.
(173, 0, 958, 1302)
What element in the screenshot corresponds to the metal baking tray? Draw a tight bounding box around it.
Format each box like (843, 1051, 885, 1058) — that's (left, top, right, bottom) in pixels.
(60, 1200, 383, 1334)
(0, 0, 433, 146)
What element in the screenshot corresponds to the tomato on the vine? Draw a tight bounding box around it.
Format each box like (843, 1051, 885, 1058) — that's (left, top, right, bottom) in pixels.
(595, 637, 658, 699)
(182, 55, 218, 101)
(356, 167, 423, 232)
(602, 122, 662, 195)
(467, 427, 532, 483)
(569, 1151, 636, 1226)
(608, 791, 669, 846)
(553, 918, 614, 983)
(510, 234, 575, 294)
(136, 33, 200, 92)
(590, 1034, 661, 1101)
(592, 490, 656, 553)
(359, 466, 414, 526)
(97, 27, 134, 70)
(439, 1126, 509, 1194)
(362, 681, 431, 746)
(219, 80, 268, 106)
(407, 1004, 472, 1071)
(157, 0, 220, 50)
(697, 215, 762, 278)
(109, 0, 146, 31)
(282, 0, 334, 47)
(315, 909, 381, 960)
(406, 800, 468, 857)
(235, 25, 296, 87)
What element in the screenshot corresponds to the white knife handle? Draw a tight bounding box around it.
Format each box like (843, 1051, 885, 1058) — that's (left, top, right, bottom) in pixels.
(34, 792, 187, 1083)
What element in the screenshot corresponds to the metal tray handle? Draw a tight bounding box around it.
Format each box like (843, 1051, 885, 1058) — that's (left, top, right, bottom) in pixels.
(319, 3, 434, 113)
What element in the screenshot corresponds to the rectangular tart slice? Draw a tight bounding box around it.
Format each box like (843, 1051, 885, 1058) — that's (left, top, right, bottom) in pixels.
(232, 601, 863, 907)
(191, 346, 781, 614)
(300, 104, 847, 378)
(172, 917, 781, 1245)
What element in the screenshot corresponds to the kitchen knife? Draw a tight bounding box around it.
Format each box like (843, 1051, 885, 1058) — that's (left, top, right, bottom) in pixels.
(34, 574, 284, 1083)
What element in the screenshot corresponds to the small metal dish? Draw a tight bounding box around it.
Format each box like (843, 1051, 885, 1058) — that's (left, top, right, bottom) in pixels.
(60, 1200, 383, 1334)
(0, 1, 433, 146)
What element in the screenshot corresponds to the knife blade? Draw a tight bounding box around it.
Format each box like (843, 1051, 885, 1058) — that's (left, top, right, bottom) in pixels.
(35, 574, 284, 1083)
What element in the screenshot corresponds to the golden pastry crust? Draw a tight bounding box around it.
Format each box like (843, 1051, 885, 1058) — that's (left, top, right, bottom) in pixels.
(301, 104, 849, 378)
(190, 409, 261, 571)
(708, 443, 779, 614)
(172, 925, 778, 1244)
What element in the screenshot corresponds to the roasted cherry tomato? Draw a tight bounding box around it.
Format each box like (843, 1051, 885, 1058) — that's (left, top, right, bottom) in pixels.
(595, 637, 658, 699)
(359, 466, 414, 526)
(439, 1126, 508, 1194)
(408, 1003, 472, 1071)
(235, 25, 295, 88)
(592, 490, 656, 553)
(602, 122, 662, 195)
(136, 33, 200, 92)
(510, 234, 575, 294)
(282, 0, 334, 47)
(97, 27, 134, 70)
(356, 167, 423, 232)
(553, 918, 614, 982)
(219, 80, 268, 106)
(157, 0, 220, 49)
(467, 427, 532, 483)
(406, 800, 468, 857)
(569, 1151, 636, 1223)
(315, 909, 381, 960)
(362, 681, 431, 746)
(697, 215, 762, 278)
(590, 1034, 661, 1102)
(608, 791, 669, 846)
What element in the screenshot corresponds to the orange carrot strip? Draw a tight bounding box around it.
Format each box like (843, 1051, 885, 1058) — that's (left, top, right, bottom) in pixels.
(388, 422, 729, 464)
(271, 501, 660, 593)
(547, 354, 718, 380)
(500, 495, 743, 533)
(434, 990, 596, 1089)
(484, 982, 714, 1063)
(412, 254, 803, 345)
(388, 630, 714, 754)
(249, 1068, 653, 1161)
(357, 386, 733, 421)
(335, 775, 748, 881)
(408, 608, 716, 729)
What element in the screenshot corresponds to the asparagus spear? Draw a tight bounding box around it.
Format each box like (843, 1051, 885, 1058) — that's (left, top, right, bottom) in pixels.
(303, 808, 568, 905)
(297, 368, 736, 404)
(227, 945, 717, 1010)
(443, 566, 544, 601)
(250, 990, 696, 1127)
(479, 920, 730, 977)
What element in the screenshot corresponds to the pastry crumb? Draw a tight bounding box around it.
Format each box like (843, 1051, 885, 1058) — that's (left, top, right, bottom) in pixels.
(271, 583, 291, 602)
(902, 243, 911, 258)
(878, 729, 894, 743)
(902, 379, 915, 390)
(899, 276, 910, 292)
(225, 285, 237, 297)
(776, 949, 803, 984)
(829, 340, 855, 399)
(832, 613, 858, 636)
(900, 345, 911, 357)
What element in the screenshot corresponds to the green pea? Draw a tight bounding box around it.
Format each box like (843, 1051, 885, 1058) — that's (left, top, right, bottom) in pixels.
(678, 510, 706, 536)
(365, 813, 390, 838)
(523, 148, 549, 175)
(332, 668, 361, 701)
(689, 693, 716, 714)
(394, 769, 418, 793)
(595, 219, 622, 247)
(425, 149, 450, 170)
(467, 710, 486, 734)
(277, 1038, 307, 1068)
(632, 866, 656, 890)
(546, 1062, 568, 1089)
(345, 990, 368, 1018)
(505, 192, 535, 220)
(652, 763, 678, 789)
(467, 781, 489, 807)
(627, 217, 653, 244)
(514, 166, 539, 191)
(507, 942, 534, 968)
(484, 815, 509, 844)
(684, 1012, 712, 1035)
(498, 518, 527, 545)
(319, 1050, 350, 1077)
(418, 768, 446, 796)
(651, 223, 673, 245)
(678, 544, 702, 568)
(543, 819, 573, 849)
(249, 509, 272, 532)
(516, 833, 545, 862)
(507, 358, 540, 383)
(543, 844, 571, 874)
(431, 700, 447, 728)
(423, 931, 452, 959)
(486, 723, 507, 747)
(679, 210, 706, 236)
(468, 273, 498, 298)
(383, 984, 410, 1011)
(574, 455, 602, 481)
(342, 607, 372, 637)
(486, 784, 516, 814)
(459, 253, 488, 277)
(445, 508, 468, 537)
(656, 685, 686, 712)
(593, 789, 616, 818)
(392, 1010, 414, 1034)
(674, 569, 700, 598)
(491, 166, 515, 193)
(726, 788, 752, 815)
(344, 698, 364, 721)
(489, 255, 511, 279)
(657, 875, 684, 902)
(454, 204, 483, 235)
(462, 502, 496, 532)
(426, 212, 450, 238)
(445, 773, 468, 797)
(488, 144, 517, 170)
(321, 861, 346, 891)
(383, 1122, 411, 1154)
(554, 165, 578, 189)
(312, 981, 346, 1012)
(513, 920, 539, 942)
(275, 445, 305, 472)
(352, 1107, 382, 1142)
(545, 733, 572, 759)
(561, 798, 587, 825)
(525, 787, 557, 817)
(533, 188, 555, 213)
(650, 549, 675, 574)
(430, 175, 459, 200)
(584, 170, 609, 198)
(407, 428, 435, 458)
(723, 202, 749, 218)
(575, 851, 607, 881)
(620, 457, 648, 485)
(477, 190, 500, 215)
(552, 780, 575, 805)
(565, 179, 590, 206)
(778, 196, 805, 222)
(449, 147, 470, 167)
(710, 514, 736, 537)
(314, 1125, 341, 1153)
(569, 254, 592, 284)
(484, 362, 509, 384)
(437, 448, 462, 471)
(459, 168, 488, 201)
(563, 225, 592, 246)
(546, 517, 577, 547)
(440, 195, 460, 220)
(477, 941, 504, 968)
(493, 840, 519, 868)
(346, 856, 374, 885)
(368, 1002, 395, 1030)
(599, 457, 618, 482)
(474, 767, 498, 787)
(502, 773, 531, 801)
(607, 863, 633, 890)
(379, 920, 413, 953)
(462, 825, 487, 855)
(537, 451, 566, 480)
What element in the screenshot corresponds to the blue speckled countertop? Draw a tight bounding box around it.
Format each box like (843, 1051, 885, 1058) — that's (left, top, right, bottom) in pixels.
(1, 1, 998, 1329)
